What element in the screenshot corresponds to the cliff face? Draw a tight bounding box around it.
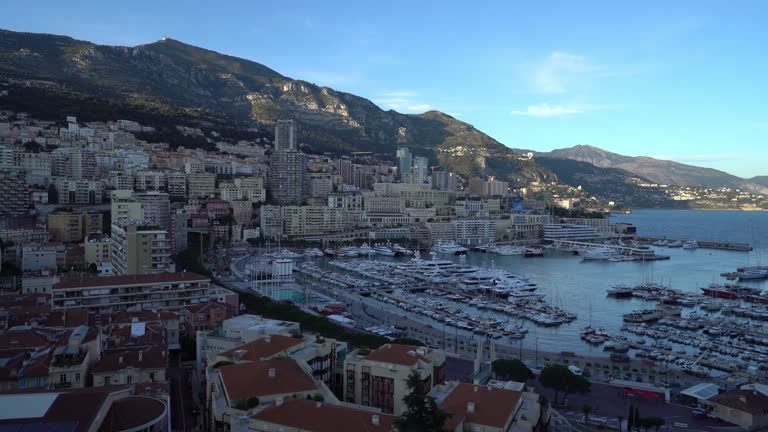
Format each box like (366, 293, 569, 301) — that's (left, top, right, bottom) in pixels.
(0, 29, 553, 184)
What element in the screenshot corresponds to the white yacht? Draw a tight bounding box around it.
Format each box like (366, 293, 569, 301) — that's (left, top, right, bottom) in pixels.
(667, 240, 684, 248)
(357, 243, 375, 256)
(338, 246, 359, 258)
(491, 245, 525, 255)
(391, 243, 413, 255)
(737, 269, 768, 280)
(683, 240, 699, 249)
(373, 244, 396, 256)
(433, 240, 469, 255)
(606, 284, 633, 297)
(273, 249, 302, 259)
(581, 246, 621, 261)
(303, 248, 325, 258)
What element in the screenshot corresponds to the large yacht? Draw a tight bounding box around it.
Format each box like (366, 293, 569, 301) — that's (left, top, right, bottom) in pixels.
(581, 246, 621, 261)
(373, 244, 396, 256)
(433, 240, 469, 255)
(490, 245, 525, 255)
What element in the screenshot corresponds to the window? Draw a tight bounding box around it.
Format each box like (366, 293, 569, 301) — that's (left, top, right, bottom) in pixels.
(104, 376, 111, 385)
(126, 375, 133, 384)
(149, 372, 155, 382)
(75, 373, 80, 383)
(59, 374, 67, 384)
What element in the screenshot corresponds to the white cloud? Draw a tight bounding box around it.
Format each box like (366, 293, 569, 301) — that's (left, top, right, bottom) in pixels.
(374, 91, 433, 113)
(510, 103, 585, 118)
(528, 51, 595, 94)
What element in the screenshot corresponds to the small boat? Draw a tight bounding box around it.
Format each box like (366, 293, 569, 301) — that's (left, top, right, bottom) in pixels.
(606, 284, 633, 297)
(683, 240, 699, 249)
(523, 247, 544, 257)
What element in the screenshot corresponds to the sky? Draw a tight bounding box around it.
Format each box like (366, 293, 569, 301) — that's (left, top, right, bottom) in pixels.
(2, 1, 767, 177)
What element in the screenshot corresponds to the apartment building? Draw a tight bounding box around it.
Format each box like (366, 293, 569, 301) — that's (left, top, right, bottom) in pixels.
(56, 179, 103, 205)
(111, 199, 144, 223)
(187, 172, 216, 198)
(51, 271, 213, 313)
(454, 219, 497, 246)
(0, 168, 30, 217)
(84, 235, 111, 265)
(166, 171, 187, 198)
(48, 211, 84, 243)
(344, 343, 446, 415)
(92, 346, 168, 387)
(110, 221, 173, 275)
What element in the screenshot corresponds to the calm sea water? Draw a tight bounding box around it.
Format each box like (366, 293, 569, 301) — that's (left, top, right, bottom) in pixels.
(453, 209, 768, 355)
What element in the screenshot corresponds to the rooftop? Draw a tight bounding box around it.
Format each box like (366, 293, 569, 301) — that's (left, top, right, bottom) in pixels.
(218, 358, 316, 401)
(53, 272, 208, 290)
(363, 343, 433, 367)
(93, 347, 167, 373)
(97, 396, 166, 432)
(251, 398, 395, 432)
(218, 335, 303, 362)
(437, 382, 522, 430)
(710, 389, 768, 415)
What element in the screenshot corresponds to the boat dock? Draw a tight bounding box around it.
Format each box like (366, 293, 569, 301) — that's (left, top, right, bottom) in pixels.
(639, 237, 753, 252)
(549, 240, 670, 259)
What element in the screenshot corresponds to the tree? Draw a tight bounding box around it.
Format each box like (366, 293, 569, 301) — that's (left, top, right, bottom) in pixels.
(395, 370, 450, 432)
(644, 416, 665, 432)
(87, 263, 98, 274)
(627, 404, 635, 431)
(618, 415, 625, 432)
(539, 365, 590, 406)
(582, 404, 592, 425)
(492, 359, 534, 383)
(634, 407, 640, 431)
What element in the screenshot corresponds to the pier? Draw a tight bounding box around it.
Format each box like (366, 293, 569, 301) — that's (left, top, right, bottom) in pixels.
(639, 237, 753, 251)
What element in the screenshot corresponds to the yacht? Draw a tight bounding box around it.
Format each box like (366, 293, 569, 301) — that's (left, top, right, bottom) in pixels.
(273, 249, 302, 259)
(391, 244, 413, 256)
(338, 246, 359, 258)
(433, 240, 469, 255)
(667, 240, 684, 248)
(523, 247, 544, 257)
(374, 244, 396, 256)
(303, 248, 325, 258)
(491, 245, 525, 256)
(581, 247, 621, 261)
(357, 243, 375, 256)
(736, 269, 768, 280)
(701, 283, 738, 300)
(606, 284, 633, 297)
(683, 240, 699, 249)
(653, 240, 669, 247)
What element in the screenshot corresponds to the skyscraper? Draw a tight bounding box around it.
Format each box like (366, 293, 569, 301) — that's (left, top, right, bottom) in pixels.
(396, 147, 412, 181)
(274, 119, 297, 151)
(412, 156, 430, 185)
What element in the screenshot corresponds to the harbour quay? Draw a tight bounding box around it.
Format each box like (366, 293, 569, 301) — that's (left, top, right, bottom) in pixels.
(639, 237, 753, 252)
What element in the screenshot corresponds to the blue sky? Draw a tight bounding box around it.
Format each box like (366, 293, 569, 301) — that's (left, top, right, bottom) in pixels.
(2, 0, 767, 177)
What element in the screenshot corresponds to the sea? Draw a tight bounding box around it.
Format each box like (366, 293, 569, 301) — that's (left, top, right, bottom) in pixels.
(451, 209, 768, 355)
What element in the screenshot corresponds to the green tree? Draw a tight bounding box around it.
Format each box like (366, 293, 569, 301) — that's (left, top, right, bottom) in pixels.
(634, 407, 640, 431)
(582, 404, 592, 425)
(395, 370, 450, 432)
(644, 416, 665, 432)
(627, 404, 634, 431)
(539, 365, 591, 405)
(492, 359, 534, 382)
(618, 415, 625, 432)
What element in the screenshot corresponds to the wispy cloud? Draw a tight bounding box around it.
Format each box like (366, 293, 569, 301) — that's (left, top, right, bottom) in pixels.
(374, 91, 433, 113)
(510, 103, 611, 118)
(526, 51, 595, 94)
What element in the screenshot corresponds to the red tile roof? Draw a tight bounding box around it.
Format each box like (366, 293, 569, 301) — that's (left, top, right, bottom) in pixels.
(93, 347, 167, 373)
(710, 389, 768, 414)
(53, 272, 208, 290)
(439, 383, 522, 430)
(218, 335, 304, 362)
(0, 329, 50, 351)
(251, 398, 396, 432)
(363, 344, 432, 366)
(218, 359, 316, 401)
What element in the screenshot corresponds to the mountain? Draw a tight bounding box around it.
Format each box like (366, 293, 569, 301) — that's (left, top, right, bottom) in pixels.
(0, 29, 551, 184)
(750, 176, 768, 188)
(537, 145, 768, 194)
(534, 157, 680, 208)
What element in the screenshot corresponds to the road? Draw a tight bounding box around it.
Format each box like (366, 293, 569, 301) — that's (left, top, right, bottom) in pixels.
(168, 352, 196, 431)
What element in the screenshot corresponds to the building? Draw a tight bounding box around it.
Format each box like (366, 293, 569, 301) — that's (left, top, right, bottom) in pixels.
(412, 156, 430, 185)
(188, 172, 217, 198)
(110, 221, 173, 275)
(543, 224, 608, 241)
(454, 219, 497, 246)
(430, 381, 546, 432)
(432, 170, 457, 191)
(269, 150, 308, 205)
(51, 271, 213, 313)
(92, 346, 168, 387)
(396, 147, 412, 181)
(111, 199, 144, 223)
(56, 179, 103, 205)
(343, 343, 446, 415)
(247, 398, 396, 432)
(166, 171, 187, 198)
(272, 206, 345, 238)
(21, 243, 61, 272)
(274, 119, 297, 151)
(182, 301, 236, 336)
(309, 172, 334, 198)
(483, 177, 508, 196)
(0, 169, 30, 217)
(133, 192, 171, 229)
(84, 235, 111, 265)
(0, 387, 168, 432)
(48, 211, 85, 243)
(48, 325, 92, 389)
(231, 200, 253, 225)
(337, 159, 369, 189)
(704, 384, 768, 431)
(208, 358, 324, 431)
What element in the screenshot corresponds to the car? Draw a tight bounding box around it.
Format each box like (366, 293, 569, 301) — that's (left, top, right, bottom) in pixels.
(692, 409, 707, 418)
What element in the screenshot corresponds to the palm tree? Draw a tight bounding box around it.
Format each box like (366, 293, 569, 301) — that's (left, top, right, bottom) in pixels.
(582, 404, 592, 425)
(618, 415, 625, 432)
